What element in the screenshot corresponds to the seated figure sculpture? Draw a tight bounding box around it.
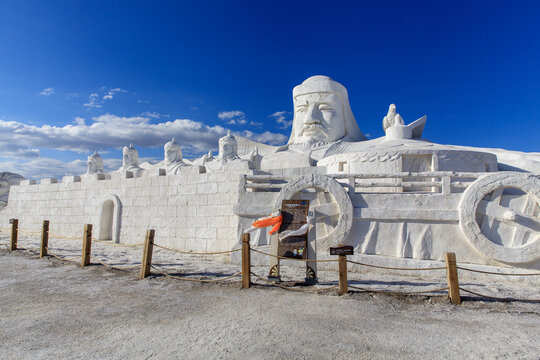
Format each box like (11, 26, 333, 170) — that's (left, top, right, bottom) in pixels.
(120, 143, 144, 177)
(260, 75, 366, 169)
(204, 131, 252, 171)
(86, 151, 104, 174)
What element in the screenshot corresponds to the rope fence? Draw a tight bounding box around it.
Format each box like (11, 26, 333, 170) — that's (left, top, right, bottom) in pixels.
(349, 284, 450, 296)
(49, 233, 82, 241)
(150, 264, 241, 283)
(250, 248, 338, 262)
(89, 255, 141, 271)
(153, 243, 241, 255)
(347, 259, 446, 271)
(3, 219, 539, 304)
(46, 249, 80, 263)
(250, 271, 339, 292)
(92, 236, 144, 248)
(457, 266, 540, 276)
(459, 287, 540, 303)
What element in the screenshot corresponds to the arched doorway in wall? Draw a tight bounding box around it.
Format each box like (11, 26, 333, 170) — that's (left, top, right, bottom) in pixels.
(98, 194, 122, 243)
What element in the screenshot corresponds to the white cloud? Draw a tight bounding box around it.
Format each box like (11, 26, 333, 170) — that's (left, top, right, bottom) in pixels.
(74, 117, 86, 126)
(218, 110, 244, 120)
(218, 110, 249, 125)
(103, 88, 127, 100)
(249, 121, 262, 126)
(84, 93, 102, 109)
(140, 111, 169, 119)
(0, 158, 87, 180)
(40, 88, 55, 96)
(0, 114, 288, 155)
(239, 130, 287, 146)
(270, 111, 293, 129)
(0, 114, 289, 179)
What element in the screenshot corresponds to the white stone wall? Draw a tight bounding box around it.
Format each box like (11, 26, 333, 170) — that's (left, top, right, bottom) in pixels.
(0, 169, 246, 252)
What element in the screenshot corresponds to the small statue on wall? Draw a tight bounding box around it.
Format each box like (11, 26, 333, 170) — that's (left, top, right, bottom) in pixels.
(121, 143, 144, 177)
(204, 131, 252, 171)
(87, 151, 104, 174)
(162, 138, 187, 175)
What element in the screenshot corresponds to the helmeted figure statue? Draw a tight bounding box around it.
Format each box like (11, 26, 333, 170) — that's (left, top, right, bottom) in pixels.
(87, 151, 104, 174)
(205, 131, 251, 171)
(121, 143, 144, 177)
(162, 138, 186, 175)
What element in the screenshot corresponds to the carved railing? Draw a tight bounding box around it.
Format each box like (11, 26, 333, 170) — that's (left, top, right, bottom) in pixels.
(243, 171, 488, 195)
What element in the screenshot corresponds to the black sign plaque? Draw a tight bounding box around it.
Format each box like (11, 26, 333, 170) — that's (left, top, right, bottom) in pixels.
(277, 199, 309, 259)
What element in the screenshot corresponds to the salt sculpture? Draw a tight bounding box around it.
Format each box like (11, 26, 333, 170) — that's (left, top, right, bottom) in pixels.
(204, 131, 252, 171)
(120, 143, 144, 177)
(87, 151, 104, 174)
(0, 75, 538, 273)
(161, 138, 186, 175)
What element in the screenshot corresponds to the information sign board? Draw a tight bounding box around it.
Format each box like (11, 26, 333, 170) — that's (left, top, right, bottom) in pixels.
(277, 199, 309, 259)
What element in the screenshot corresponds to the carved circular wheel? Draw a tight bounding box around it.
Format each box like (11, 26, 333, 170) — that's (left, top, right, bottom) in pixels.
(274, 174, 353, 250)
(459, 172, 540, 264)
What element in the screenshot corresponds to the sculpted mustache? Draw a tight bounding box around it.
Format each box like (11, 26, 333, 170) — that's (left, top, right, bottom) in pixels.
(302, 124, 328, 136)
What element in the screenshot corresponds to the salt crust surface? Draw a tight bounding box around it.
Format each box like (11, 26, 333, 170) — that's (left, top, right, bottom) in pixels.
(0, 239, 539, 359)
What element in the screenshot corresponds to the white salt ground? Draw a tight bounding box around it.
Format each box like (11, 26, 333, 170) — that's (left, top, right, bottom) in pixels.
(0, 232, 539, 359)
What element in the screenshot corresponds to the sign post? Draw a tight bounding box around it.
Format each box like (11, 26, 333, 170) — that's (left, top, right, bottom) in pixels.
(330, 245, 353, 295)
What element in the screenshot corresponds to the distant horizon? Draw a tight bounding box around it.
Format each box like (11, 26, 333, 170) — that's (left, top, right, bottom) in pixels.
(1, 1, 539, 179)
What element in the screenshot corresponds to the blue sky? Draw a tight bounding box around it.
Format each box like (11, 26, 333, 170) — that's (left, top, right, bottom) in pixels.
(1, 0, 539, 179)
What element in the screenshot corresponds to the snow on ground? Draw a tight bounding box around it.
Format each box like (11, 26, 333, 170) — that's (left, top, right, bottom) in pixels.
(0, 230, 539, 359)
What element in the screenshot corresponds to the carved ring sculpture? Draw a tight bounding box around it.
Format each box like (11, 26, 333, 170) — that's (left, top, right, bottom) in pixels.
(459, 172, 540, 264)
(274, 174, 353, 250)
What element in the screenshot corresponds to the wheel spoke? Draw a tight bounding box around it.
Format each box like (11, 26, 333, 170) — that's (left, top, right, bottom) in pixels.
(478, 200, 540, 234)
(312, 203, 339, 218)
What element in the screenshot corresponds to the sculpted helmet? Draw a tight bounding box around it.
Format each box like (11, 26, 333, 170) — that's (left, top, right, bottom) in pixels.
(164, 138, 183, 162)
(122, 142, 139, 166)
(218, 130, 238, 158)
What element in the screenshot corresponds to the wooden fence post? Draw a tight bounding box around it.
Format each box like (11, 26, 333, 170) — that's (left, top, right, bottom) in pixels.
(81, 224, 92, 267)
(9, 218, 18, 251)
(445, 252, 461, 305)
(241, 233, 251, 289)
(330, 245, 353, 296)
(139, 229, 155, 280)
(40, 220, 49, 258)
(338, 254, 348, 296)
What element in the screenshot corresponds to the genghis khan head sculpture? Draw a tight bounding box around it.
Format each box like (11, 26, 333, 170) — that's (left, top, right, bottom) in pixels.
(288, 75, 365, 149)
(87, 151, 104, 174)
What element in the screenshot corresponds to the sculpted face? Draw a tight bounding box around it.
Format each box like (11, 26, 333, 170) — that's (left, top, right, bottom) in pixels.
(87, 152, 104, 174)
(292, 92, 345, 144)
(165, 149, 179, 162)
(164, 140, 182, 163)
(221, 141, 234, 157)
(122, 145, 139, 168)
(87, 158, 97, 173)
(218, 131, 238, 161)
